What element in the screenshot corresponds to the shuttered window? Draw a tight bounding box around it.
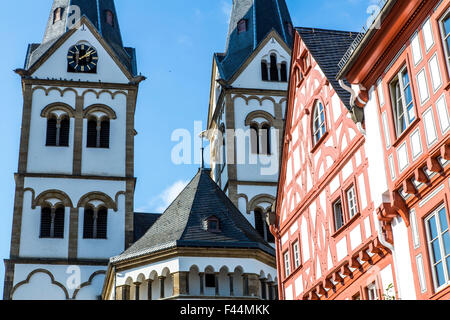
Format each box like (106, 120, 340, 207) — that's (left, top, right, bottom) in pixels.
(87, 119, 98, 148)
(53, 206, 65, 238)
(59, 117, 70, 147)
(46, 118, 57, 146)
(100, 119, 110, 148)
(97, 208, 108, 239)
(83, 208, 95, 239)
(40, 207, 52, 238)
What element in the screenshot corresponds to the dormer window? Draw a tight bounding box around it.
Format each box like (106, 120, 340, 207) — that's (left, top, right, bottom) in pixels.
(105, 10, 114, 27)
(205, 216, 220, 232)
(53, 7, 63, 24)
(237, 19, 247, 34)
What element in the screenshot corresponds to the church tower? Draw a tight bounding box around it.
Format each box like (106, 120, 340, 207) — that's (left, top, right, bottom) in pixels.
(207, 0, 293, 245)
(3, 0, 143, 300)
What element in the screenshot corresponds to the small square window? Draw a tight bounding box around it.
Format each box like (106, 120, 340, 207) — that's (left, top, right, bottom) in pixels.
(237, 19, 247, 34)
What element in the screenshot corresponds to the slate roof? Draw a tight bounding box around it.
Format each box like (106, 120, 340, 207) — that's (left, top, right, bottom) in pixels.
(296, 27, 360, 110)
(216, 0, 293, 81)
(112, 169, 275, 263)
(25, 0, 136, 76)
(133, 213, 161, 243)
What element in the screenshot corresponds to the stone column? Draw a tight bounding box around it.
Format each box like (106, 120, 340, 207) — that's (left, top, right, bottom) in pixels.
(215, 273, 220, 296)
(228, 273, 234, 297)
(147, 279, 153, 300)
(199, 273, 205, 295)
(172, 272, 189, 296)
(134, 282, 141, 300)
(159, 276, 165, 299)
(247, 274, 261, 298)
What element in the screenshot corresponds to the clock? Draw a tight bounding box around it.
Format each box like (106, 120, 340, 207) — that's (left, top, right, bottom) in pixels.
(67, 44, 98, 73)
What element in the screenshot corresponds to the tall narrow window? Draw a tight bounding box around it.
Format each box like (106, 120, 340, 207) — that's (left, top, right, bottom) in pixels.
(440, 12, 450, 74)
(250, 124, 259, 154)
(260, 124, 271, 155)
(284, 251, 291, 277)
(83, 207, 95, 239)
(333, 198, 344, 232)
(59, 116, 70, 147)
(40, 206, 65, 239)
(313, 102, 326, 145)
(266, 223, 275, 243)
(100, 118, 110, 148)
(105, 10, 114, 27)
(261, 61, 269, 81)
(87, 117, 110, 148)
(280, 62, 288, 82)
(254, 208, 265, 239)
(346, 186, 358, 219)
(53, 7, 63, 24)
(390, 66, 415, 137)
(87, 118, 98, 148)
(293, 241, 301, 269)
(425, 205, 450, 290)
(270, 55, 279, 82)
(46, 117, 58, 146)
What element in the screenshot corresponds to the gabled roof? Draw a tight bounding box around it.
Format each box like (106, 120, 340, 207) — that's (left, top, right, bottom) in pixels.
(112, 169, 275, 263)
(296, 27, 360, 110)
(217, 0, 293, 81)
(25, 0, 136, 76)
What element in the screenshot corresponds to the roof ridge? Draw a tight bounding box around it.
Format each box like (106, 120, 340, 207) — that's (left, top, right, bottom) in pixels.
(296, 26, 359, 35)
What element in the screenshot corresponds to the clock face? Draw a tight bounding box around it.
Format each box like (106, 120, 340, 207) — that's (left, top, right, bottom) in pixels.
(67, 44, 98, 73)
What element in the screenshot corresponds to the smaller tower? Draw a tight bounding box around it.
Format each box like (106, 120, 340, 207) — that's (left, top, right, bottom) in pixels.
(207, 0, 294, 245)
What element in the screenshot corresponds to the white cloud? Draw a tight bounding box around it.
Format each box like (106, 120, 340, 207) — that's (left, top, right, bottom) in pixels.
(136, 179, 189, 213)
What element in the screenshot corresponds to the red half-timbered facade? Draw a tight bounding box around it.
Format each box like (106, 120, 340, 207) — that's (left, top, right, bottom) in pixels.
(336, 0, 450, 300)
(274, 28, 397, 300)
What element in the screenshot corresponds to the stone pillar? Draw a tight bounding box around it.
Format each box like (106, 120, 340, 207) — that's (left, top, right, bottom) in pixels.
(172, 272, 189, 296)
(228, 273, 234, 297)
(159, 276, 165, 299)
(247, 274, 261, 298)
(260, 278, 267, 300)
(215, 273, 220, 296)
(199, 273, 204, 295)
(147, 279, 153, 300)
(243, 274, 249, 296)
(134, 282, 141, 300)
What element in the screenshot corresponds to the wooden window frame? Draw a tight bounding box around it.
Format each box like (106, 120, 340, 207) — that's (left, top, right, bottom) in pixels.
(292, 240, 301, 270)
(283, 250, 291, 278)
(331, 179, 361, 237)
(311, 101, 327, 148)
(439, 8, 450, 78)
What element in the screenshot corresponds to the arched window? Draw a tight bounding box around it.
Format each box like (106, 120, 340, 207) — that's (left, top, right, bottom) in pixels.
(260, 124, 271, 155)
(46, 115, 70, 147)
(53, 7, 63, 24)
(270, 54, 279, 82)
(313, 102, 326, 145)
(83, 206, 108, 239)
(40, 206, 65, 239)
(261, 61, 269, 81)
(105, 10, 114, 27)
(87, 117, 110, 148)
(250, 124, 259, 154)
(280, 62, 288, 82)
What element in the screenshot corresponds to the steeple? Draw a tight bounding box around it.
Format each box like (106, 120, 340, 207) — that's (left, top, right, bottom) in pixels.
(25, 0, 136, 75)
(218, 0, 293, 81)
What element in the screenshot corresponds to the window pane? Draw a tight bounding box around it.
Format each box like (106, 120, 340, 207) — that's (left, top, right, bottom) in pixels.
(435, 262, 446, 287)
(446, 38, 450, 57)
(443, 17, 450, 35)
(428, 216, 438, 239)
(53, 207, 65, 238)
(334, 200, 344, 231)
(432, 239, 442, 262)
(438, 207, 448, 231)
(443, 231, 450, 256)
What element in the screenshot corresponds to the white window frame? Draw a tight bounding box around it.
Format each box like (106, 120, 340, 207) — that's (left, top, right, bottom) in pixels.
(346, 186, 358, 219)
(439, 9, 450, 77)
(284, 251, 291, 278)
(293, 241, 300, 269)
(425, 205, 450, 292)
(366, 282, 379, 300)
(313, 101, 326, 145)
(389, 66, 416, 137)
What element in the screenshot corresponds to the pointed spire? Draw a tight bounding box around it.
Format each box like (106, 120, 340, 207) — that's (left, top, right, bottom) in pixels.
(218, 0, 293, 81)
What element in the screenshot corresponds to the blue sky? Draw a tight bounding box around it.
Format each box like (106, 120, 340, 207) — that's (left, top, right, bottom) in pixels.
(0, 0, 375, 297)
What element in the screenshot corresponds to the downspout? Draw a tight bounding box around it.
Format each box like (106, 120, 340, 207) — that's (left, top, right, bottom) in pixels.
(377, 218, 402, 300)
